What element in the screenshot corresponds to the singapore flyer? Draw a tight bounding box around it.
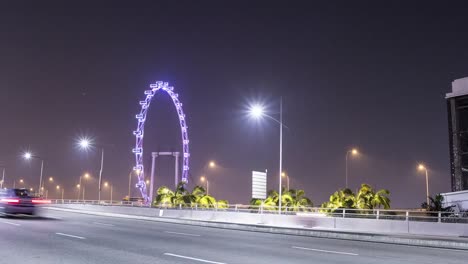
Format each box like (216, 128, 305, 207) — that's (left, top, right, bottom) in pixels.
(132, 81, 190, 202)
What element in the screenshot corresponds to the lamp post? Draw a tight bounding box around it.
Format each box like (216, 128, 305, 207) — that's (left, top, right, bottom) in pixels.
(345, 148, 359, 188)
(281, 172, 289, 191)
(23, 152, 45, 196)
(76, 184, 81, 201)
(78, 138, 105, 203)
(56, 185, 64, 200)
(418, 164, 430, 207)
(248, 99, 285, 214)
(104, 182, 113, 202)
(1, 167, 5, 188)
(77, 173, 90, 201)
(200, 176, 209, 195)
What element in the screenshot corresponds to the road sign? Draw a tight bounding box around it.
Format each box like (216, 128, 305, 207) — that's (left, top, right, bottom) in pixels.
(252, 170, 267, 199)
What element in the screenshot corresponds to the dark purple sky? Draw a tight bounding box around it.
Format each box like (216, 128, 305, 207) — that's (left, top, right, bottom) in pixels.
(1, 1, 468, 208)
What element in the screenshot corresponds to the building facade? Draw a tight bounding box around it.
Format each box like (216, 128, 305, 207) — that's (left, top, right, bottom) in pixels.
(447, 77, 468, 191)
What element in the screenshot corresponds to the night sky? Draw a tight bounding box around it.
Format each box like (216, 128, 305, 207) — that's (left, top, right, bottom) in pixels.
(1, 1, 468, 208)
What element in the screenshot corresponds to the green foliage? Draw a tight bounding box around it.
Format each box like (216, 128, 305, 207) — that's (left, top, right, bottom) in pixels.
(421, 194, 452, 212)
(321, 184, 391, 212)
(153, 183, 228, 209)
(249, 188, 313, 212)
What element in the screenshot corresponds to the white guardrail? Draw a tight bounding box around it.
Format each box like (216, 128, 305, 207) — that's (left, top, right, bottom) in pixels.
(48, 199, 468, 224)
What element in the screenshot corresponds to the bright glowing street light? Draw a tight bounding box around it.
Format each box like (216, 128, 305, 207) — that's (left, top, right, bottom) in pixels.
(418, 164, 430, 207)
(19, 179, 24, 184)
(248, 104, 265, 119)
(22, 151, 45, 195)
(209, 161, 216, 168)
(345, 148, 359, 188)
(49, 177, 54, 182)
(246, 99, 285, 214)
(104, 181, 113, 202)
(200, 176, 209, 195)
(76, 137, 105, 202)
(78, 138, 91, 150)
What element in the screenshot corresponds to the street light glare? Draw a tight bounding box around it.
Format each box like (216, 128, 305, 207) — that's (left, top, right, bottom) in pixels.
(351, 149, 358, 155)
(23, 152, 32, 159)
(418, 164, 426, 171)
(200, 176, 206, 182)
(78, 137, 92, 150)
(209, 161, 216, 168)
(249, 104, 265, 119)
(84, 173, 90, 178)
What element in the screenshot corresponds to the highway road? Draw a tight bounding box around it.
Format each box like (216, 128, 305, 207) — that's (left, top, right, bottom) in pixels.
(1, 209, 467, 264)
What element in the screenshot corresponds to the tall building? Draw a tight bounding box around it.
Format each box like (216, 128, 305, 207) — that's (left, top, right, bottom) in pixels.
(447, 77, 468, 191)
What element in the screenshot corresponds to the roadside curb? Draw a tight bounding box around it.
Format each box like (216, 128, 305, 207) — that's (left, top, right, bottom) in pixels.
(45, 206, 468, 250)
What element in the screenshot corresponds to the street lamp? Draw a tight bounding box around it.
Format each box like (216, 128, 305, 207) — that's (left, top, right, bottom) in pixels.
(418, 164, 430, 207)
(248, 99, 285, 214)
(200, 176, 209, 195)
(281, 172, 289, 191)
(78, 173, 90, 201)
(1, 166, 5, 189)
(77, 137, 105, 203)
(104, 181, 113, 202)
(55, 185, 64, 200)
(76, 184, 81, 200)
(345, 148, 359, 188)
(209, 161, 216, 168)
(23, 151, 45, 196)
(128, 169, 140, 200)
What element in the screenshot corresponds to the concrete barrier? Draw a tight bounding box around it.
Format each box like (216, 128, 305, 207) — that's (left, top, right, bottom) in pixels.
(45, 204, 468, 249)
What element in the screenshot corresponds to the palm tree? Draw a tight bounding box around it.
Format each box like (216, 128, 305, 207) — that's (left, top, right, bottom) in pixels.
(250, 188, 313, 212)
(283, 189, 313, 212)
(320, 188, 356, 212)
(154, 186, 175, 207)
(216, 199, 229, 209)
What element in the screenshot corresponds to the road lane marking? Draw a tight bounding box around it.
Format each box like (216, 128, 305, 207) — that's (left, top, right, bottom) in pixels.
(164, 231, 201, 237)
(164, 253, 226, 264)
(0, 221, 20, 226)
(93, 222, 115, 227)
(55, 233, 86, 240)
(292, 246, 358, 256)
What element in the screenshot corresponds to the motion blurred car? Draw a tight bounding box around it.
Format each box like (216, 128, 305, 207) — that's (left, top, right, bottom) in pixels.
(0, 188, 50, 215)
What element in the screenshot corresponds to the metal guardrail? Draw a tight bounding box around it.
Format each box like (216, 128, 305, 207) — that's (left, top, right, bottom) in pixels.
(49, 199, 468, 224)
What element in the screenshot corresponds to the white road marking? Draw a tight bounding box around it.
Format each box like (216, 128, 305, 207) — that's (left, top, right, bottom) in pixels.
(55, 232, 86, 240)
(164, 253, 226, 264)
(93, 222, 115, 227)
(292, 246, 359, 256)
(0, 221, 20, 226)
(164, 231, 201, 237)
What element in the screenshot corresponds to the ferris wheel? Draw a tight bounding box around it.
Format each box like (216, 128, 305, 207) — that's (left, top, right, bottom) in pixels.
(132, 81, 190, 202)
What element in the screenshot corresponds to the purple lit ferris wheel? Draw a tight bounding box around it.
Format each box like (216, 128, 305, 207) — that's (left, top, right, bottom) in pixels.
(132, 81, 190, 202)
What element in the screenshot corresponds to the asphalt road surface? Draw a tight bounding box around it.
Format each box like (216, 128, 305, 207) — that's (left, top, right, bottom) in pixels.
(0, 209, 467, 264)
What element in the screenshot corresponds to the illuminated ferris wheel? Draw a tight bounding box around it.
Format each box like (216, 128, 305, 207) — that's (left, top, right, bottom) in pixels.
(132, 81, 190, 202)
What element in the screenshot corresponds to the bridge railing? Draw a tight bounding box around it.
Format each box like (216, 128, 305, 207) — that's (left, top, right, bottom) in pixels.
(48, 199, 468, 224)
